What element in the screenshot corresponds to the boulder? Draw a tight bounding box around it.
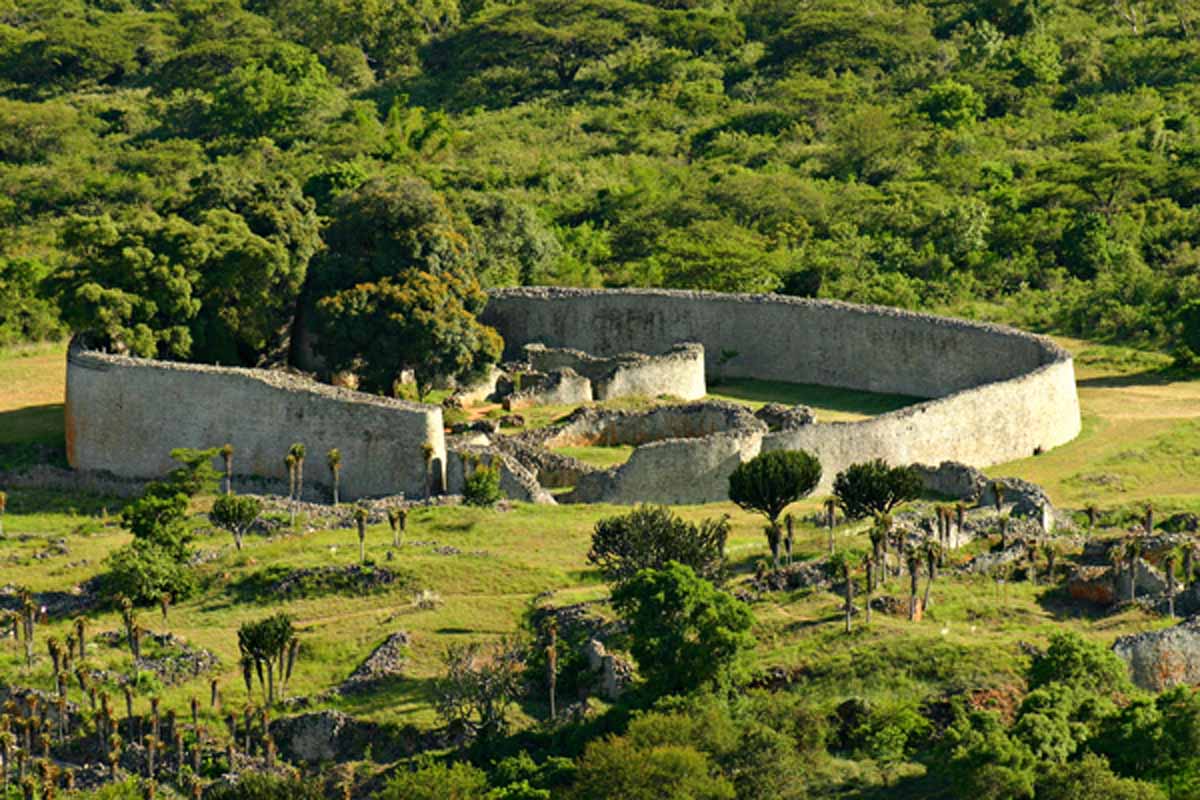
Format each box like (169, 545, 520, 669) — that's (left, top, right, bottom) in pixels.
(583, 639, 633, 700)
(753, 403, 815, 431)
(1113, 617, 1200, 691)
(912, 461, 989, 502)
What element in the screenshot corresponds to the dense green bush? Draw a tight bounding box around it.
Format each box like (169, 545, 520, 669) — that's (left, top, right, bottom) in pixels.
(464, 461, 504, 507)
(832, 459, 924, 520)
(588, 505, 728, 587)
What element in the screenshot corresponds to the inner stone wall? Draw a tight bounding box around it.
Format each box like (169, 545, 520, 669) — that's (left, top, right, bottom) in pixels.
(524, 342, 706, 401)
(484, 288, 1082, 494)
(484, 288, 1055, 398)
(65, 345, 446, 500)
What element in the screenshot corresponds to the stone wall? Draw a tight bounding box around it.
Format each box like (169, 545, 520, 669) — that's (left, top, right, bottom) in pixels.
(484, 288, 1082, 493)
(65, 345, 445, 500)
(525, 342, 706, 401)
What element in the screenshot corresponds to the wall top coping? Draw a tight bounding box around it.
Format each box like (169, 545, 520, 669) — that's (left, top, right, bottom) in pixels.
(68, 342, 440, 415)
(487, 287, 1072, 366)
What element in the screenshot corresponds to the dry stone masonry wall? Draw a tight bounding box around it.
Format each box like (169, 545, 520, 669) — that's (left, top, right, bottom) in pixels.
(65, 345, 446, 500)
(483, 288, 1082, 495)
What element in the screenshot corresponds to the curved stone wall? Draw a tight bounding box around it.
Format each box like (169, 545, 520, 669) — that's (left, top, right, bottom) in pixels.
(65, 345, 446, 500)
(483, 288, 1081, 494)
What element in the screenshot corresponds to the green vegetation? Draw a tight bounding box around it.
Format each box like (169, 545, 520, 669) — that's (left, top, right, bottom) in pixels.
(587, 504, 729, 586)
(833, 459, 925, 520)
(4, 0, 1200, 372)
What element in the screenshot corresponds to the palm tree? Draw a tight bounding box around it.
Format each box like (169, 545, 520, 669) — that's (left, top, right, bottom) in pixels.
(830, 552, 854, 633)
(824, 498, 836, 555)
(327, 449, 343, 506)
(863, 555, 875, 624)
(285, 454, 297, 526)
(1185, 544, 1196, 589)
(1086, 504, 1099, 529)
(765, 523, 782, 569)
(869, 516, 889, 591)
(355, 506, 368, 565)
(992, 481, 1005, 512)
(922, 538, 941, 611)
(906, 549, 921, 622)
(1124, 537, 1142, 604)
(955, 503, 966, 536)
(289, 444, 306, 501)
(220, 445, 234, 496)
(546, 618, 558, 721)
(1144, 503, 1154, 536)
(1166, 551, 1178, 619)
(0, 490, 7, 538)
(1041, 542, 1058, 583)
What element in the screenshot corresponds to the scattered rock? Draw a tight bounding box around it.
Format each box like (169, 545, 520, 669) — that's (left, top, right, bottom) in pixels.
(499, 414, 526, 428)
(1114, 617, 1200, 691)
(912, 461, 989, 502)
(95, 630, 220, 685)
(583, 639, 633, 700)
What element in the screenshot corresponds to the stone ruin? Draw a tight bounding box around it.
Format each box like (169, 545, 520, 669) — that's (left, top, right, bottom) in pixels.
(450, 341, 707, 410)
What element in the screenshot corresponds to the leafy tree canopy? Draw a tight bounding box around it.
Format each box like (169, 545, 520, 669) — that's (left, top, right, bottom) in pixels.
(832, 459, 924, 521)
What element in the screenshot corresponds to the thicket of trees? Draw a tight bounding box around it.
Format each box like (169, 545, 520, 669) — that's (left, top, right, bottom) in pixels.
(3, 0, 1200, 374)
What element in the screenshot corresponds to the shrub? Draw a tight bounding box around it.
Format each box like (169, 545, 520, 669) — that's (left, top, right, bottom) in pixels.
(588, 505, 728, 587)
(833, 459, 923, 520)
(376, 755, 489, 800)
(612, 562, 755, 697)
(103, 539, 197, 606)
(1028, 632, 1131, 695)
(210, 494, 261, 550)
(205, 772, 325, 800)
(572, 737, 735, 800)
(464, 462, 503, 506)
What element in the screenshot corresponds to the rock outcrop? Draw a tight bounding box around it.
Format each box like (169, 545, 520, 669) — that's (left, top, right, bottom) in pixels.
(1113, 617, 1200, 691)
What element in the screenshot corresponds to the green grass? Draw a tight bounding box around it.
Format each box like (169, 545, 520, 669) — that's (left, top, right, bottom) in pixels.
(1, 336, 1198, 748)
(708, 377, 922, 421)
(553, 444, 636, 468)
(0, 341, 66, 446)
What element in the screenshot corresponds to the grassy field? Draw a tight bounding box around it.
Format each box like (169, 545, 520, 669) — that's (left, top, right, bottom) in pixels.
(0, 337, 1197, 747)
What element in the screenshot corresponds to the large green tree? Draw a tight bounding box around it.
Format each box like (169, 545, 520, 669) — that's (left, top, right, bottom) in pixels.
(611, 562, 755, 697)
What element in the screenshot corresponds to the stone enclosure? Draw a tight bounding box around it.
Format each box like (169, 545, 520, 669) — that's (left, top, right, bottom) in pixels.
(64, 288, 1081, 504)
(483, 288, 1082, 498)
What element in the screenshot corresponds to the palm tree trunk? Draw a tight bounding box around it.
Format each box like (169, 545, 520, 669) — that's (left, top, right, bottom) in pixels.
(333, 469, 340, 506)
(844, 572, 853, 634)
(865, 559, 873, 624)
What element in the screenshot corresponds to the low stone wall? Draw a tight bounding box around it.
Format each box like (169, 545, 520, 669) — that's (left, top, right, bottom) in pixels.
(525, 342, 706, 401)
(544, 402, 762, 448)
(65, 345, 445, 500)
(569, 430, 764, 505)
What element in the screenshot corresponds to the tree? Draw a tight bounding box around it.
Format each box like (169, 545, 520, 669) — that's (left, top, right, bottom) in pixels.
(327, 448, 342, 506)
(354, 505, 368, 564)
(315, 270, 503, 399)
(572, 737, 735, 800)
(105, 486, 197, 604)
(919, 80, 985, 129)
(611, 562, 755, 697)
(220, 444, 234, 496)
(728, 450, 821, 566)
(289, 443, 306, 501)
(829, 551, 856, 633)
(833, 459, 923, 521)
(588, 506, 728, 587)
(433, 637, 525, 746)
(376, 756, 490, 800)
(1028, 631, 1132, 695)
(237, 613, 298, 705)
(0, 490, 6, 538)
(210, 495, 261, 551)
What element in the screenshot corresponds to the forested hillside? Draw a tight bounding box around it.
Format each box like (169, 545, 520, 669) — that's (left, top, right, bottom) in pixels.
(2, 0, 1200, 364)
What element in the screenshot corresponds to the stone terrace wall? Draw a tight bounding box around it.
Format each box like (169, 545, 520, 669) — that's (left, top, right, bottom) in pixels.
(485, 288, 1082, 492)
(525, 342, 706, 401)
(65, 346, 445, 500)
(543, 402, 763, 448)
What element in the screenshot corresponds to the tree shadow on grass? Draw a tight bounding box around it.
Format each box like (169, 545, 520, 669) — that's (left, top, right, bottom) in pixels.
(1076, 366, 1197, 389)
(0, 403, 64, 446)
(1035, 583, 1113, 622)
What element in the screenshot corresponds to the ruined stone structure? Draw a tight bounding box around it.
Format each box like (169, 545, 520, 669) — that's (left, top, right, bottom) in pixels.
(65, 345, 445, 501)
(63, 288, 1082, 505)
(483, 288, 1082, 494)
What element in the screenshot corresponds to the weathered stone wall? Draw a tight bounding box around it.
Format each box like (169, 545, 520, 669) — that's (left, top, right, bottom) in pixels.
(65, 345, 445, 500)
(569, 430, 764, 505)
(525, 342, 706, 401)
(543, 402, 762, 448)
(484, 288, 1082, 493)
